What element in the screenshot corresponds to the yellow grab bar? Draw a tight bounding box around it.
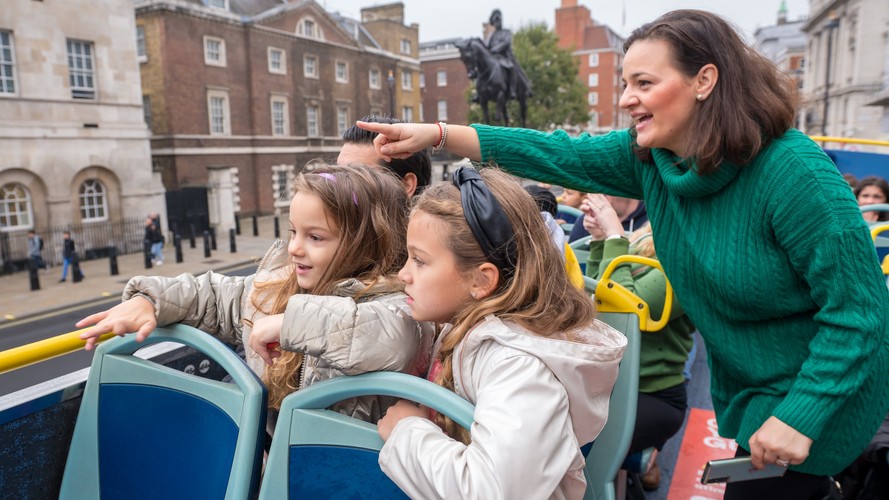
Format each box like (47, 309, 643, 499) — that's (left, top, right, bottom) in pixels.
(594, 255, 673, 332)
(871, 224, 889, 241)
(809, 136, 889, 148)
(0, 329, 116, 376)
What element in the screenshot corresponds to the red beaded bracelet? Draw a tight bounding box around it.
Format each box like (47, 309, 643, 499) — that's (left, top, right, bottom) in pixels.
(433, 121, 448, 153)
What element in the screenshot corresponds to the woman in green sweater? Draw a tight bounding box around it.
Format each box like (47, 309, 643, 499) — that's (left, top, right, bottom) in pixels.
(357, 9, 889, 499)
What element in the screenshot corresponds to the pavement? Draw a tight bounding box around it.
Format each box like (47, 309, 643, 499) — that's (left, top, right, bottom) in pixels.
(0, 216, 280, 327)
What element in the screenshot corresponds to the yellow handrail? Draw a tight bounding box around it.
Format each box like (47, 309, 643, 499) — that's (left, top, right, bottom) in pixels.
(0, 329, 116, 376)
(594, 255, 674, 332)
(809, 136, 889, 148)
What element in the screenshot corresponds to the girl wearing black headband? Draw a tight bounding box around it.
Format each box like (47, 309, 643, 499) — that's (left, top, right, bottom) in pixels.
(376, 166, 626, 498)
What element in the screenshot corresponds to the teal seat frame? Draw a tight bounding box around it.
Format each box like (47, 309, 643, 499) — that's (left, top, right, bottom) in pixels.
(59, 324, 267, 500)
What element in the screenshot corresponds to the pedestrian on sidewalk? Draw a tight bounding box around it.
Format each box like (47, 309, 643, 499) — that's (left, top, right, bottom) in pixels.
(59, 230, 83, 282)
(27, 230, 47, 271)
(145, 215, 164, 265)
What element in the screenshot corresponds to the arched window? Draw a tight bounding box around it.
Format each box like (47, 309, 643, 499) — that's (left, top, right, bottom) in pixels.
(79, 179, 108, 221)
(297, 17, 323, 40)
(0, 183, 32, 230)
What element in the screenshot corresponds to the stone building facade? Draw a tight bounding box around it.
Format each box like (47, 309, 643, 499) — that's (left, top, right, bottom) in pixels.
(419, 39, 471, 126)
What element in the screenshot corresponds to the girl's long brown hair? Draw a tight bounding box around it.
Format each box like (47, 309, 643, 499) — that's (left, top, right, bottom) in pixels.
(416, 168, 597, 442)
(625, 10, 798, 173)
(252, 163, 409, 409)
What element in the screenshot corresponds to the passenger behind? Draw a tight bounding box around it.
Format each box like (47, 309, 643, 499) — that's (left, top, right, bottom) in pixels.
(568, 195, 648, 243)
(525, 184, 585, 289)
(854, 175, 889, 222)
(580, 193, 695, 491)
(77, 164, 435, 426)
(374, 167, 627, 498)
(556, 187, 585, 225)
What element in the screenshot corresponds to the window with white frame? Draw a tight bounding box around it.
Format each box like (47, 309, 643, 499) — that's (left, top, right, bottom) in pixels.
(206, 0, 228, 10)
(0, 31, 16, 95)
(207, 89, 230, 135)
(437, 100, 447, 121)
(401, 105, 413, 123)
(304, 55, 318, 78)
(369, 68, 381, 89)
(400, 39, 411, 55)
(588, 92, 598, 106)
(79, 179, 108, 222)
(588, 73, 599, 87)
(337, 106, 349, 137)
(437, 70, 447, 87)
(66, 39, 96, 99)
(335, 61, 348, 83)
(203, 36, 226, 67)
(306, 105, 320, 136)
(401, 70, 412, 90)
(298, 18, 322, 40)
(588, 53, 599, 67)
(270, 96, 288, 136)
(136, 25, 147, 63)
(268, 47, 286, 74)
(272, 164, 295, 209)
(0, 183, 31, 230)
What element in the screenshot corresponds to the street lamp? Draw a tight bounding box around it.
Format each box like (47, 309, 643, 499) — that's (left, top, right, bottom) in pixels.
(821, 12, 840, 136)
(387, 70, 396, 118)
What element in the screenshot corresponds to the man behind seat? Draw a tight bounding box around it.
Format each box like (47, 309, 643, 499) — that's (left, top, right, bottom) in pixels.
(339, 115, 431, 197)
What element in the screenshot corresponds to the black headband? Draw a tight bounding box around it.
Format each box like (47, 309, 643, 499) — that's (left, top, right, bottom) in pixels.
(452, 167, 517, 279)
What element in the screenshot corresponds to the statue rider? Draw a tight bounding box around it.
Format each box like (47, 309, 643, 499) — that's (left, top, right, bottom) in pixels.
(484, 9, 532, 100)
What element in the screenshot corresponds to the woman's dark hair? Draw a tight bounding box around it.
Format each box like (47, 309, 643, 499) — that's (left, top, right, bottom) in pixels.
(624, 10, 798, 174)
(854, 176, 889, 221)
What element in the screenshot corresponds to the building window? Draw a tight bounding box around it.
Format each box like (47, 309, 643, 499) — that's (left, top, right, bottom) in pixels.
(79, 179, 107, 222)
(437, 100, 447, 121)
(207, 89, 230, 135)
(136, 25, 147, 63)
(272, 164, 295, 209)
(304, 55, 318, 78)
(0, 31, 16, 95)
(588, 53, 599, 67)
(203, 36, 226, 67)
(268, 47, 286, 74)
(337, 106, 349, 137)
(588, 92, 598, 106)
(298, 18, 322, 40)
(401, 105, 413, 123)
(369, 68, 381, 89)
(400, 39, 411, 55)
(0, 183, 31, 230)
(67, 39, 96, 99)
(206, 0, 228, 10)
(142, 95, 152, 128)
(588, 73, 598, 87)
(437, 70, 447, 87)
(270, 96, 288, 136)
(335, 61, 348, 83)
(306, 105, 320, 136)
(401, 70, 412, 90)
(419, 73, 425, 88)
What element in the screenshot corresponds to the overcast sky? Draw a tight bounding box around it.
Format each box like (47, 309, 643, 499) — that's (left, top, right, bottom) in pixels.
(321, 0, 811, 43)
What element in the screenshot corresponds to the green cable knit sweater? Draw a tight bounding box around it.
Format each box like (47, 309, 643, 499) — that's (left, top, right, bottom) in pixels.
(473, 124, 889, 475)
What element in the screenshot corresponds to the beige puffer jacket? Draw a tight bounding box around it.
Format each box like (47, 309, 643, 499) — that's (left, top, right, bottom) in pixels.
(123, 240, 435, 423)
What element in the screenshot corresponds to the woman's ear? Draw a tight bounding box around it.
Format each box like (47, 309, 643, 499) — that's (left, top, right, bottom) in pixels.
(470, 262, 500, 300)
(695, 63, 718, 100)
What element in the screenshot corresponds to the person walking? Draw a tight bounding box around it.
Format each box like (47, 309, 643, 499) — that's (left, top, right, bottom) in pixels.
(27, 230, 47, 271)
(59, 231, 82, 282)
(145, 216, 164, 265)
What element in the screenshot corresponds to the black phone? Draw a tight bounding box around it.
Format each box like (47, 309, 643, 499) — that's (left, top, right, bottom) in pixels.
(701, 457, 787, 484)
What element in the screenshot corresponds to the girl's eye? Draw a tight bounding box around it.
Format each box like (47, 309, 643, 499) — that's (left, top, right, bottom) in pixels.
(288, 229, 296, 238)
(309, 234, 324, 242)
(412, 256, 424, 266)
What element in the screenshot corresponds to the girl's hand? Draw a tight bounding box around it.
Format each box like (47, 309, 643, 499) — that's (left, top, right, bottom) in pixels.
(748, 416, 812, 469)
(377, 399, 429, 441)
(580, 194, 624, 239)
(76, 295, 157, 351)
(248, 314, 285, 365)
(355, 121, 439, 162)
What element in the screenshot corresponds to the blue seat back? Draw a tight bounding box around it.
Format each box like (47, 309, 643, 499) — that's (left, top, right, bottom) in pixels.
(59, 324, 267, 500)
(259, 372, 474, 499)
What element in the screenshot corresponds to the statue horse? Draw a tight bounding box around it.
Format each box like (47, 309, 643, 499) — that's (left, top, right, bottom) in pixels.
(455, 37, 529, 128)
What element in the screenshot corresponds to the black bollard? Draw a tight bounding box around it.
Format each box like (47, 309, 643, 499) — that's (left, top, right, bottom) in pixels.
(235, 213, 241, 236)
(143, 238, 153, 269)
(72, 254, 84, 283)
(229, 228, 237, 253)
(252, 215, 258, 237)
(109, 246, 119, 276)
(442, 163, 450, 181)
(274, 216, 280, 239)
(210, 227, 217, 251)
(203, 230, 211, 258)
(189, 224, 196, 249)
(174, 234, 183, 263)
(29, 259, 40, 291)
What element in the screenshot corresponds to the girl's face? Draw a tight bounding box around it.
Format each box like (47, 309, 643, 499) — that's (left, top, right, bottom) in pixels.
(620, 39, 699, 156)
(398, 211, 473, 324)
(561, 189, 584, 209)
(857, 185, 887, 206)
(288, 191, 341, 291)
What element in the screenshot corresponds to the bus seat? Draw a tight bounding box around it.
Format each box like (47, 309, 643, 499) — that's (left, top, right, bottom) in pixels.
(59, 324, 266, 500)
(259, 372, 474, 499)
(558, 204, 583, 234)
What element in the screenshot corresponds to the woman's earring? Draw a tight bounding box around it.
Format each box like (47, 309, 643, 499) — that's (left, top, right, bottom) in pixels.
(696, 94, 704, 101)
(471, 291, 477, 299)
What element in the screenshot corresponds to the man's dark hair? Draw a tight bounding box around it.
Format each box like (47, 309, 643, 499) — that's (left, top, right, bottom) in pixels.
(342, 114, 432, 194)
(524, 185, 558, 218)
